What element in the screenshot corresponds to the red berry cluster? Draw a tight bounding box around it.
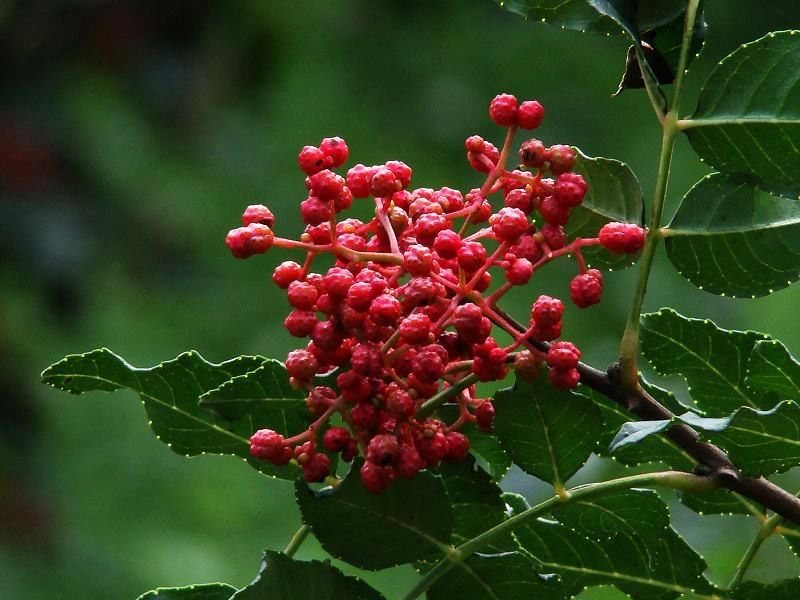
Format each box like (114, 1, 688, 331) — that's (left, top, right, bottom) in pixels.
(227, 94, 645, 492)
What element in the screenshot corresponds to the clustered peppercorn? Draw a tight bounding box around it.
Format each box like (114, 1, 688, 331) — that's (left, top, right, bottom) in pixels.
(228, 94, 646, 492)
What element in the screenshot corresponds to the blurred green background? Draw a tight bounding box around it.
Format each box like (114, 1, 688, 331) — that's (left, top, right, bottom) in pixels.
(2, 1, 800, 598)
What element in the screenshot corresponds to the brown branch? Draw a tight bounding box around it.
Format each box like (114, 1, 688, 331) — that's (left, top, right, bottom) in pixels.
(493, 308, 800, 525)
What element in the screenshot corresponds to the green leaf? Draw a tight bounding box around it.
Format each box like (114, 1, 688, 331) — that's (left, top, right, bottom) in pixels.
(295, 464, 452, 570)
(493, 376, 601, 488)
(680, 400, 800, 477)
(589, 379, 694, 469)
(664, 174, 800, 298)
(568, 149, 644, 270)
(514, 489, 713, 599)
(684, 31, 800, 198)
(679, 489, 763, 517)
(136, 583, 237, 600)
(494, 1, 685, 37)
(439, 406, 511, 480)
(40, 349, 300, 477)
(612, 400, 800, 477)
(746, 339, 800, 402)
(231, 551, 384, 600)
(199, 359, 308, 438)
(435, 458, 512, 549)
(734, 579, 800, 600)
(778, 523, 800, 559)
(640, 309, 771, 415)
(429, 551, 562, 600)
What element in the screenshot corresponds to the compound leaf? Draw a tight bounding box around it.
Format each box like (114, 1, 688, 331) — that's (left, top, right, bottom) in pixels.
(664, 174, 800, 298)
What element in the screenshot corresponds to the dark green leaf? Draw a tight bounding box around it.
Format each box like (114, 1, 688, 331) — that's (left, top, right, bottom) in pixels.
(199, 359, 308, 437)
(640, 309, 771, 415)
(664, 174, 800, 297)
(231, 551, 384, 600)
(429, 551, 562, 600)
(680, 400, 800, 477)
(778, 523, 800, 559)
(588, 380, 694, 469)
(612, 400, 800, 477)
(493, 376, 601, 488)
(40, 349, 298, 477)
(436, 458, 512, 549)
(680, 489, 763, 517)
(734, 579, 800, 600)
(685, 31, 800, 198)
(746, 339, 800, 402)
(569, 149, 644, 270)
(295, 464, 452, 570)
(136, 583, 237, 600)
(515, 490, 713, 599)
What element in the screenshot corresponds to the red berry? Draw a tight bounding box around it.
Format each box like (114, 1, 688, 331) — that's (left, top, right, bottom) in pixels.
(311, 320, 344, 351)
(519, 138, 548, 168)
(531, 295, 564, 327)
(369, 294, 401, 326)
(404, 244, 435, 277)
(504, 188, 534, 214)
(533, 320, 563, 342)
(300, 196, 333, 226)
(411, 346, 446, 383)
(298, 145, 327, 175)
(414, 213, 449, 244)
(489, 93, 518, 127)
(307, 386, 337, 416)
(285, 349, 319, 380)
(284, 310, 318, 337)
(514, 350, 542, 381)
(250, 429, 292, 465)
(505, 258, 533, 285)
(570, 269, 603, 308)
(547, 145, 576, 175)
(323, 267, 354, 299)
(475, 401, 495, 432)
(241, 204, 275, 227)
(386, 389, 416, 421)
(351, 343, 383, 377)
(546, 341, 581, 370)
(416, 430, 448, 464)
(491, 207, 529, 241)
(433, 230, 462, 259)
(538, 195, 570, 226)
(371, 166, 401, 197)
(598, 222, 646, 254)
(539, 224, 566, 250)
(347, 282, 376, 311)
(554, 172, 587, 208)
(385, 160, 412, 188)
(323, 427, 352, 453)
(395, 445, 426, 479)
(399, 313, 433, 344)
(303, 452, 331, 483)
(457, 241, 487, 273)
(226, 223, 274, 258)
(516, 100, 544, 130)
(346, 164, 374, 198)
(465, 135, 485, 152)
(366, 434, 401, 466)
(319, 136, 349, 168)
(287, 281, 319, 310)
(549, 367, 581, 389)
(309, 169, 345, 202)
(444, 432, 470, 462)
(361, 460, 393, 493)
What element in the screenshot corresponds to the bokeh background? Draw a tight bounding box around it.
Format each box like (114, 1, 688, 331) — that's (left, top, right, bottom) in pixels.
(2, 1, 800, 598)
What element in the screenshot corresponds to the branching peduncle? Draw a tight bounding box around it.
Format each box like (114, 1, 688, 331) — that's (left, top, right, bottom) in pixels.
(617, 0, 701, 391)
(401, 470, 719, 600)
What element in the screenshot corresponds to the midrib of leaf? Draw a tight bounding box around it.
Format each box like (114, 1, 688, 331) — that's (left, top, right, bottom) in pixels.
(58, 371, 250, 447)
(644, 327, 757, 408)
(664, 218, 800, 236)
(534, 400, 563, 489)
(683, 117, 800, 127)
(537, 562, 713, 597)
